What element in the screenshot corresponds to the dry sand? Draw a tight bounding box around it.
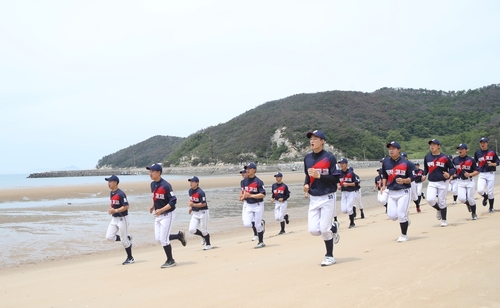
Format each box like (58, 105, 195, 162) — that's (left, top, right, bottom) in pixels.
(1, 169, 500, 307)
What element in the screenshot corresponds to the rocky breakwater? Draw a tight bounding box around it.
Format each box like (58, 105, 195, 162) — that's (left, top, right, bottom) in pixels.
(27, 169, 147, 178)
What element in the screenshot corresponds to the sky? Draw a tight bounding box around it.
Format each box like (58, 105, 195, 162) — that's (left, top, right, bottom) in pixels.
(1, 0, 499, 174)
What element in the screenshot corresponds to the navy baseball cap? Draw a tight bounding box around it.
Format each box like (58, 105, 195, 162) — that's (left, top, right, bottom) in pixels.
(274, 172, 283, 177)
(415, 162, 420, 166)
(188, 176, 199, 182)
(339, 158, 348, 164)
(401, 152, 408, 157)
(386, 141, 401, 149)
(239, 169, 247, 174)
(244, 162, 257, 170)
(479, 137, 489, 143)
(146, 163, 163, 173)
(457, 143, 468, 149)
(306, 130, 326, 140)
(105, 175, 119, 184)
(428, 139, 441, 145)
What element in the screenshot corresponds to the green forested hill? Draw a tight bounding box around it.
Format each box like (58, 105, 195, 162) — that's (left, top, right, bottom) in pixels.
(97, 84, 500, 168)
(96, 135, 185, 168)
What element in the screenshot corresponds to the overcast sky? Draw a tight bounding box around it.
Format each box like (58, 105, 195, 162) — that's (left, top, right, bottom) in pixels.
(1, 0, 499, 174)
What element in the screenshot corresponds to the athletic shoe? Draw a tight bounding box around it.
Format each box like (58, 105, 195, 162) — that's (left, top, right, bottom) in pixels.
(471, 214, 477, 220)
(482, 195, 488, 206)
(436, 210, 442, 220)
(201, 237, 206, 246)
(416, 207, 421, 213)
(252, 235, 258, 241)
(332, 221, 340, 244)
(452, 201, 457, 205)
(278, 230, 285, 235)
(178, 231, 187, 246)
(360, 211, 365, 219)
(348, 223, 356, 229)
(284, 214, 289, 224)
(397, 235, 409, 242)
(440, 220, 448, 227)
(320, 256, 336, 267)
(489, 208, 495, 213)
(122, 257, 135, 265)
(203, 245, 212, 250)
(161, 259, 176, 268)
(254, 242, 266, 249)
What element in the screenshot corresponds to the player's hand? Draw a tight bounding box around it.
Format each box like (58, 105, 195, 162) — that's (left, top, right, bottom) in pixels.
(443, 172, 450, 179)
(188, 208, 192, 214)
(154, 209, 163, 217)
(308, 168, 320, 179)
(149, 206, 154, 214)
(108, 208, 114, 215)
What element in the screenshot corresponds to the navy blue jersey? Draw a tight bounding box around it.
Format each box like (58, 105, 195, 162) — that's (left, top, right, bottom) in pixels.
(189, 187, 208, 211)
(453, 155, 478, 180)
(423, 153, 456, 182)
(381, 156, 412, 190)
(271, 182, 290, 201)
(242, 176, 266, 204)
(339, 168, 359, 192)
(405, 160, 416, 181)
(303, 150, 339, 196)
(413, 168, 424, 183)
(474, 149, 500, 172)
(109, 188, 129, 217)
(150, 178, 177, 213)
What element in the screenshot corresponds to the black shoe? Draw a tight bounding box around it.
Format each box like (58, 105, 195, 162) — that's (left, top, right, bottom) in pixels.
(178, 231, 187, 246)
(348, 223, 356, 229)
(360, 211, 365, 219)
(483, 195, 488, 206)
(161, 259, 176, 268)
(278, 230, 285, 235)
(122, 257, 134, 265)
(284, 214, 289, 224)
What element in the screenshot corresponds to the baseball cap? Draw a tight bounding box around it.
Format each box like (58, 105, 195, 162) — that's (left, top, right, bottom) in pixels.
(415, 162, 420, 166)
(244, 162, 257, 170)
(306, 130, 326, 140)
(339, 158, 348, 164)
(456, 143, 468, 149)
(428, 139, 441, 145)
(146, 163, 163, 173)
(274, 172, 283, 177)
(400, 152, 408, 157)
(479, 137, 489, 143)
(386, 141, 401, 149)
(379, 158, 384, 163)
(188, 176, 199, 182)
(239, 169, 247, 174)
(105, 175, 119, 184)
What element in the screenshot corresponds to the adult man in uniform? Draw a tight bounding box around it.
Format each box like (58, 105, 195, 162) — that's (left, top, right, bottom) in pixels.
(380, 141, 413, 242)
(303, 130, 340, 266)
(474, 137, 500, 213)
(453, 143, 480, 220)
(104, 175, 134, 265)
(423, 139, 456, 227)
(147, 163, 187, 268)
(271, 172, 290, 235)
(188, 176, 212, 250)
(241, 163, 267, 248)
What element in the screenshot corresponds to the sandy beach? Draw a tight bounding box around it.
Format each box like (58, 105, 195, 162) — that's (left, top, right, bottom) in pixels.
(1, 168, 499, 307)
